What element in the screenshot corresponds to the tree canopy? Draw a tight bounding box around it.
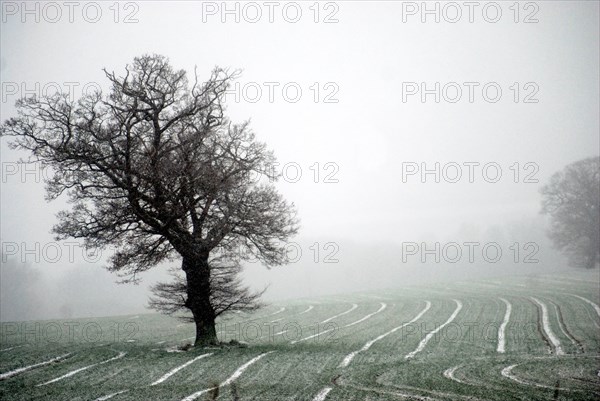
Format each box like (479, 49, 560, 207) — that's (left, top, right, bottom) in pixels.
(1, 54, 299, 344)
(541, 156, 599, 269)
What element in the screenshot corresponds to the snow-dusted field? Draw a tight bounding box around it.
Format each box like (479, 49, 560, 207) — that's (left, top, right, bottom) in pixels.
(1, 272, 599, 400)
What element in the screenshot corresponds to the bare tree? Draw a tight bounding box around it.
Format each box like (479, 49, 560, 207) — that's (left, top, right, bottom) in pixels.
(540, 156, 599, 269)
(1, 54, 299, 345)
(148, 256, 265, 323)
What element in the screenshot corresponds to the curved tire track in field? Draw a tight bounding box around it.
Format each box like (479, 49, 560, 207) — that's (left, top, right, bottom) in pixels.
(311, 302, 416, 401)
(497, 298, 511, 353)
(551, 301, 584, 353)
(501, 364, 558, 390)
(0, 345, 25, 352)
(499, 363, 586, 393)
(528, 297, 552, 354)
(93, 390, 129, 400)
(38, 352, 126, 386)
(405, 299, 462, 359)
(340, 301, 431, 368)
(530, 297, 564, 356)
(340, 382, 440, 400)
(215, 306, 287, 341)
(270, 305, 315, 337)
(235, 306, 285, 324)
(321, 303, 358, 323)
(443, 365, 463, 384)
(150, 353, 212, 385)
(344, 377, 492, 401)
(291, 303, 386, 344)
(439, 358, 519, 393)
(569, 294, 600, 318)
(311, 386, 332, 401)
(265, 306, 286, 318)
(344, 302, 387, 328)
(180, 351, 274, 401)
(221, 306, 287, 329)
(0, 353, 71, 381)
(299, 305, 314, 315)
(569, 294, 600, 328)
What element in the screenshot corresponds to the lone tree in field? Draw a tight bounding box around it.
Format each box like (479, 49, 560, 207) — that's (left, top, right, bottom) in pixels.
(1, 55, 299, 345)
(540, 156, 599, 269)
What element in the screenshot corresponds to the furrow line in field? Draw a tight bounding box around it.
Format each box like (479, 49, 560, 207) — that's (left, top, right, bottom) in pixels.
(342, 382, 441, 400)
(0, 353, 71, 381)
(387, 383, 494, 401)
(321, 303, 358, 323)
(92, 390, 129, 400)
(299, 305, 314, 315)
(343, 302, 387, 328)
(530, 297, 553, 353)
(0, 345, 25, 352)
(530, 297, 564, 356)
(405, 299, 462, 359)
(501, 364, 558, 390)
(216, 307, 288, 337)
(180, 351, 274, 401)
(443, 365, 464, 384)
(311, 386, 332, 401)
(497, 298, 511, 353)
(261, 305, 315, 338)
(291, 303, 386, 344)
(38, 352, 126, 386)
(569, 294, 600, 318)
(151, 353, 213, 385)
(551, 301, 584, 353)
(340, 301, 431, 368)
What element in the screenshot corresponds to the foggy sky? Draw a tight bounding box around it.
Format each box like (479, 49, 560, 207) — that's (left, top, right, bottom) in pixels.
(1, 1, 598, 321)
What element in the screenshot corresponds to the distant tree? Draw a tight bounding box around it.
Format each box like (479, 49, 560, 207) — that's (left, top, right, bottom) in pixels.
(540, 156, 599, 269)
(1, 54, 299, 345)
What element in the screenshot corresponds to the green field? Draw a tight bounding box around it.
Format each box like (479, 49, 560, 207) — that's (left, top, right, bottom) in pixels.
(1, 272, 599, 400)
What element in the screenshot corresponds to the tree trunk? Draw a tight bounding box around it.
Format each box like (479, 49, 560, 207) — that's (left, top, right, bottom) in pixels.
(183, 254, 218, 346)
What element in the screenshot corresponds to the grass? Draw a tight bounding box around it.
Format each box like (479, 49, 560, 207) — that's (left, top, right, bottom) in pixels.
(1, 271, 599, 400)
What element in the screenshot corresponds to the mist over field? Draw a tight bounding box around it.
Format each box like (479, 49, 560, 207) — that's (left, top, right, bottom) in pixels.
(2, 1, 597, 321)
(0, 227, 569, 321)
